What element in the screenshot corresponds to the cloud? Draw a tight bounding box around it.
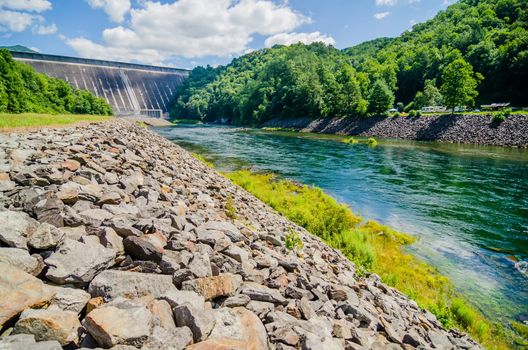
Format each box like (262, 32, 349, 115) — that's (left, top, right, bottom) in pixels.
(87, 0, 131, 23)
(264, 31, 335, 47)
(375, 0, 397, 6)
(0, 0, 51, 12)
(0, 10, 35, 32)
(34, 22, 56, 35)
(69, 0, 311, 64)
(374, 11, 390, 19)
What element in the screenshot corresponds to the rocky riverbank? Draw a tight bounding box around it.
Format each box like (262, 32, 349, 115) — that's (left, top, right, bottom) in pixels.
(0, 120, 480, 349)
(263, 114, 528, 147)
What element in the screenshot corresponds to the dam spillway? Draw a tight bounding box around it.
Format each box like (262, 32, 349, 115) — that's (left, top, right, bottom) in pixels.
(11, 51, 189, 117)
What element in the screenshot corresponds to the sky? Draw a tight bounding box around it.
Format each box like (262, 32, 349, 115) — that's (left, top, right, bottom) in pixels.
(0, 0, 454, 69)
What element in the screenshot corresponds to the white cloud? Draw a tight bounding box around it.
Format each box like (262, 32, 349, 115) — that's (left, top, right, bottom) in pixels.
(69, 0, 311, 64)
(375, 0, 397, 6)
(34, 22, 56, 35)
(0, 10, 35, 32)
(67, 37, 167, 65)
(374, 11, 390, 19)
(264, 31, 335, 47)
(87, 0, 131, 23)
(0, 0, 51, 12)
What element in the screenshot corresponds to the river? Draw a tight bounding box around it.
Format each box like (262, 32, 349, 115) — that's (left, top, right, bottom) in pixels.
(154, 124, 528, 323)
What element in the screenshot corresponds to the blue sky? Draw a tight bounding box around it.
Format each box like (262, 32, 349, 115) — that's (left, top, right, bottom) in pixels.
(0, 0, 453, 69)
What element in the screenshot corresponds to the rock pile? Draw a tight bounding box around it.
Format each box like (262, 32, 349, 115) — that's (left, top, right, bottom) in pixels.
(0, 120, 481, 349)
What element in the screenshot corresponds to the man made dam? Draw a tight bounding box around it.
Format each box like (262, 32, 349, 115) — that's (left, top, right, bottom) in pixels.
(11, 51, 189, 118)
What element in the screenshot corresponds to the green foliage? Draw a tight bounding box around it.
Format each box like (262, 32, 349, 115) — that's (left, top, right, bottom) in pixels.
(512, 321, 528, 340)
(225, 195, 238, 219)
(441, 58, 482, 111)
(492, 112, 506, 123)
(367, 137, 378, 146)
(345, 0, 528, 106)
(284, 229, 304, 252)
(368, 80, 395, 115)
(0, 49, 112, 115)
(170, 43, 370, 124)
(408, 110, 422, 117)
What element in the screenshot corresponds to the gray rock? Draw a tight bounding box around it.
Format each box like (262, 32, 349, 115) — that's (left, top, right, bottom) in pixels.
(83, 299, 152, 348)
(173, 303, 216, 343)
(203, 221, 245, 242)
(49, 286, 91, 314)
(188, 251, 212, 278)
(123, 235, 163, 262)
(142, 326, 193, 350)
(88, 270, 175, 300)
(0, 210, 38, 249)
(223, 294, 251, 308)
(45, 238, 116, 285)
(95, 227, 124, 255)
(240, 282, 288, 305)
(159, 289, 205, 310)
(27, 223, 65, 250)
(107, 215, 142, 237)
(79, 209, 113, 227)
(34, 198, 64, 227)
(159, 250, 192, 274)
(0, 248, 44, 276)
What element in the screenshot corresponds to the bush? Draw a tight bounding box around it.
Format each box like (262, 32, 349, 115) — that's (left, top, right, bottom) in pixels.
(225, 195, 238, 219)
(409, 110, 422, 117)
(503, 107, 512, 116)
(492, 112, 506, 123)
(284, 230, 304, 252)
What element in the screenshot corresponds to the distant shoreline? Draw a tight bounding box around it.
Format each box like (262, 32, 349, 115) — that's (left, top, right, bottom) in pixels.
(261, 114, 528, 148)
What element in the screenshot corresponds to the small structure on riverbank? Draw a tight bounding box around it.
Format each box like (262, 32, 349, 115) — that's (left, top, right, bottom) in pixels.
(481, 103, 511, 111)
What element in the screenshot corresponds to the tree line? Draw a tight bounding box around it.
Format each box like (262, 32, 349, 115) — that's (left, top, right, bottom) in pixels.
(0, 49, 113, 115)
(171, 0, 526, 125)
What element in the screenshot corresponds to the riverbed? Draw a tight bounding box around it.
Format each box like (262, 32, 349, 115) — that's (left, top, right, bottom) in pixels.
(154, 124, 528, 323)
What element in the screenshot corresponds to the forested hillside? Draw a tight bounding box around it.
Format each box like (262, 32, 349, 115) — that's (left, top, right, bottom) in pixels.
(171, 0, 527, 125)
(0, 49, 112, 115)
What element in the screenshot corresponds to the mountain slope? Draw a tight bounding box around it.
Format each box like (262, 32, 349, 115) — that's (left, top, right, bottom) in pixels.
(171, 0, 527, 124)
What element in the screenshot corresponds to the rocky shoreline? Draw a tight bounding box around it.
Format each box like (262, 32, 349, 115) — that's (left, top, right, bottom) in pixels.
(262, 114, 528, 147)
(0, 120, 480, 349)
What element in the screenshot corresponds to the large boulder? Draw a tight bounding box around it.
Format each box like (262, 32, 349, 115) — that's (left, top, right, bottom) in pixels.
(88, 270, 175, 300)
(0, 248, 44, 276)
(83, 299, 152, 348)
(239, 282, 288, 305)
(0, 263, 55, 328)
(0, 210, 38, 249)
(45, 238, 116, 285)
(0, 334, 62, 350)
(182, 273, 242, 300)
(187, 307, 268, 350)
(173, 303, 216, 343)
(27, 223, 65, 250)
(48, 286, 91, 314)
(13, 308, 81, 346)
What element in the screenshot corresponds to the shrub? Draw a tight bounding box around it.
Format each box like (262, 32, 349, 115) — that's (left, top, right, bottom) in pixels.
(225, 195, 238, 219)
(284, 230, 303, 252)
(492, 112, 506, 123)
(503, 107, 512, 116)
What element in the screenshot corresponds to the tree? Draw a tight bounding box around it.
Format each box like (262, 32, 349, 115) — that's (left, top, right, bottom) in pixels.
(440, 58, 482, 112)
(368, 80, 395, 115)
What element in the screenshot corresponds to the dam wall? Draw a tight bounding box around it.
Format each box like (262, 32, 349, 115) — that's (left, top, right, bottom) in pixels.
(12, 51, 189, 117)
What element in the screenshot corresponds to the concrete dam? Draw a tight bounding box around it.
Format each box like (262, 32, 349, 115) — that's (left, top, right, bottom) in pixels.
(12, 51, 189, 118)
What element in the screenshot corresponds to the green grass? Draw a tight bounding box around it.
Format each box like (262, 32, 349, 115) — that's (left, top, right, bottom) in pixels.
(225, 169, 524, 350)
(0, 113, 112, 129)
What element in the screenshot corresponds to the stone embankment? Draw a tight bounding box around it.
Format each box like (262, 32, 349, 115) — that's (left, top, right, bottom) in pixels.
(263, 114, 528, 147)
(0, 120, 480, 349)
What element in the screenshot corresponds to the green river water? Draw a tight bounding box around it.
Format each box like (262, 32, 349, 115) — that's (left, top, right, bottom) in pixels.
(154, 124, 528, 324)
